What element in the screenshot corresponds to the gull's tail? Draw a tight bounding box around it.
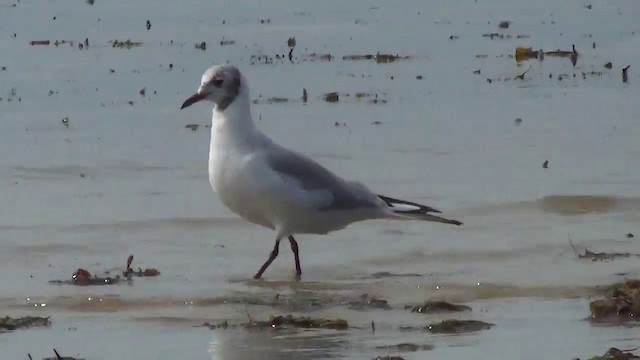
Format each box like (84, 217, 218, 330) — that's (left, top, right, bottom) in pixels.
(378, 194, 463, 226)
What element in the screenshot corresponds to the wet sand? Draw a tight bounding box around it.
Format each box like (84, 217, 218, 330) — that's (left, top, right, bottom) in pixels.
(1, 0, 639, 359)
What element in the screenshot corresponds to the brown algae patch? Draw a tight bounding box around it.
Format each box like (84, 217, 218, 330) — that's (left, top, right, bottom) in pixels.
(589, 280, 640, 324)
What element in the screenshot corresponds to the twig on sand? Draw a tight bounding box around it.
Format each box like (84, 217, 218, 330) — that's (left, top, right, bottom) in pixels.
(569, 236, 640, 261)
(514, 65, 532, 80)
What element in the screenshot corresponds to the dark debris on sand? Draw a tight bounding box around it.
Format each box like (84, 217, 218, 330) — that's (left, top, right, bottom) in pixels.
(49, 254, 159, 286)
(375, 343, 434, 352)
(570, 239, 640, 262)
(348, 294, 391, 311)
(0, 316, 50, 333)
(39, 348, 85, 360)
(110, 39, 142, 49)
(254, 315, 348, 330)
(201, 314, 348, 331)
(427, 319, 494, 334)
(405, 301, 471, 314)
(579, 347, 640, 360)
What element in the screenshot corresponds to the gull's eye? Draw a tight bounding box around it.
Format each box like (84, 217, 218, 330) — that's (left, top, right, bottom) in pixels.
(212, 78, 224, 88)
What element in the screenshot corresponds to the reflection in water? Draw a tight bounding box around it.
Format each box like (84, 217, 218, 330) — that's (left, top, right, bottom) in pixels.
(461, 195, 640, 216)
(209, 329, 348, 360)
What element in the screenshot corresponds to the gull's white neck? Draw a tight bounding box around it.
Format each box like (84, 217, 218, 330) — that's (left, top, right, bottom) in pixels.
(210, 82, 258, 152)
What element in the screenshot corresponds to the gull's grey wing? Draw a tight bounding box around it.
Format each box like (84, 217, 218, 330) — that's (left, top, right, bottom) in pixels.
(265, 150, 380, 211)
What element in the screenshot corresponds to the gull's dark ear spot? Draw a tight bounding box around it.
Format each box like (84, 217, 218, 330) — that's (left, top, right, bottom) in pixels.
(212, 78, 224, 88)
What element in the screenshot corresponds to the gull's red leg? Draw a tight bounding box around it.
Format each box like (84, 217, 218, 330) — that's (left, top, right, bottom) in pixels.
(254, 238, 281, 279)
(288, 235, 302, 279)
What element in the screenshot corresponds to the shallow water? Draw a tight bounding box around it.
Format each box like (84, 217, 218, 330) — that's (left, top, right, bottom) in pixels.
(1, 0, 639, 359)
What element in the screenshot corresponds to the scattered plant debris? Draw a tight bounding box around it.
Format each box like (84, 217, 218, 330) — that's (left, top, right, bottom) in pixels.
(287, 37, 296, 62)
(195, 41, 206, 51)
(499, 21, 511, 29)
(49, 254, 159, 286)
(366, 272, 422, 279)
(348, 294, 391, 310)
(405, 301, 471, 314)
(483, 33, 507, 40)
(542, 160, 549, 169)
(514, 65, 532, 80)
(185, 124, 199, 131)
(569, 239, 640, 262)
(515, 118, 523, 125)
(515, 47, 540, 62)
(604, 62, 613, 69)
(29, 40, 50, 46)
(583, 347, 640, 360)
(220, 39, 235, 46)
(375, 343, 434, 352)
(427, 319, 494, 334)
(110, 39, 142, 49)
(146, 20, 151, 30)
(301, 53, 333, 62)
(623, 65, 630, 83)
(122, 255, 161, 278)
(323, 92, 339, 103)
(302, 88, 308, 103)
(589, 280, 640, 324)
(247, 315, 348, 330)
(343, 54, 373, 61)
(0, 316, 50, 333)
(372, 357, 405, 360)
(61, 117, 69, 128)
(252, 97, 289, 105)
(626, 233, 634, 238)
(42, 348, 85, 360)
(544, 45, 578, 65)
(342, 52, 410, 63)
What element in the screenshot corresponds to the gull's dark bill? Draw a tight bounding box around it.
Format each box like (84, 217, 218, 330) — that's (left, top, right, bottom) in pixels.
(180, 92, 207, 109)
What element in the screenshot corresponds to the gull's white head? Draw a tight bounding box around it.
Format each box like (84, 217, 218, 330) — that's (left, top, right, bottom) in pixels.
(180, 65, 244, 111)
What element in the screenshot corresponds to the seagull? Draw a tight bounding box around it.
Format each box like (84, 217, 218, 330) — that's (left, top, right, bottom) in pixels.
(180, 65, 462, 280)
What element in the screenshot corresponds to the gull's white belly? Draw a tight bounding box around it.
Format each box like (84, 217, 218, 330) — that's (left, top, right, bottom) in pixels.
(209, 151, 274, 230)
